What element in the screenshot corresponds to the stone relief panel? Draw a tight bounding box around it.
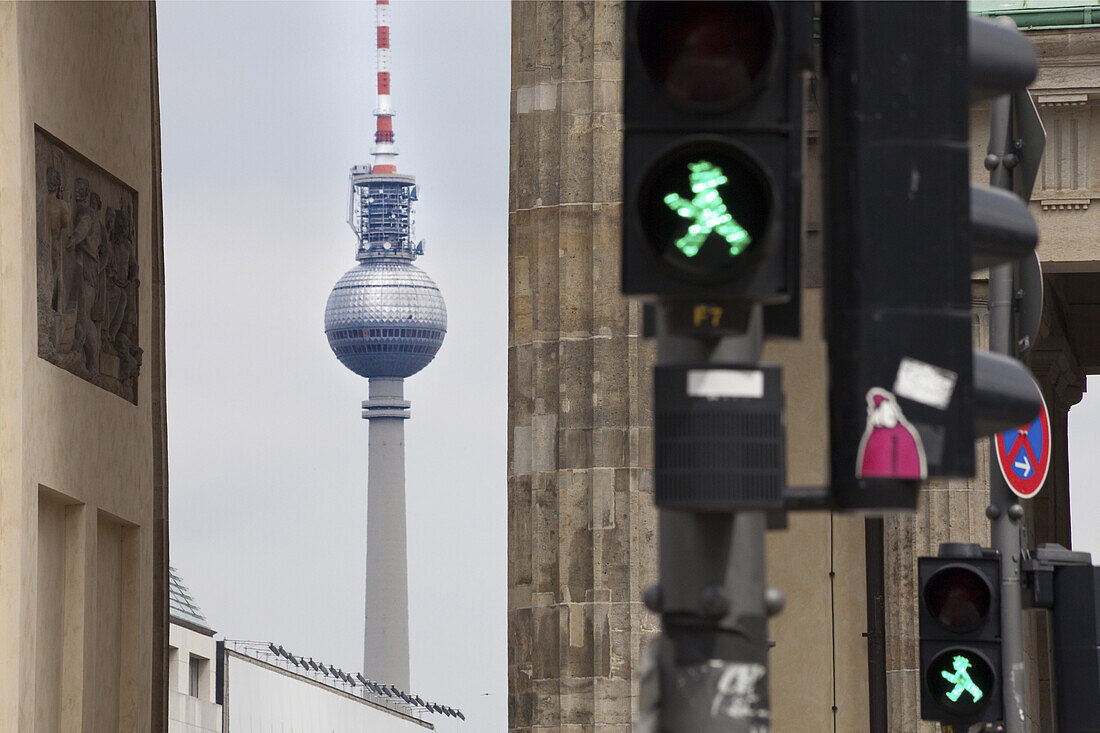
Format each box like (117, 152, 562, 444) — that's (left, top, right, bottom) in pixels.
(35, 128, 141, 403)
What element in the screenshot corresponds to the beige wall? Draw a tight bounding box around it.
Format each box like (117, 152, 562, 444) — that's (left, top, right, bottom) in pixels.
(0, 2, 164, 731)
(763, 291, 871, 731)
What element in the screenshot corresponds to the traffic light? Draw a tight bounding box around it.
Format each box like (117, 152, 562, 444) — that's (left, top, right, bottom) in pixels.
(1050, 566, 1100, 732)
(1026, 544, 1100, 731)
(622, 1, 811, 335)
(919, 545, 1003, 724)
(820, 3, 1042, 510)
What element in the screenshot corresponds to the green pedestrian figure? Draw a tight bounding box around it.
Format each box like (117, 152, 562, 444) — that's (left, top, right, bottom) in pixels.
(942, 655, 983, 703)
(663, 161, 751, 258)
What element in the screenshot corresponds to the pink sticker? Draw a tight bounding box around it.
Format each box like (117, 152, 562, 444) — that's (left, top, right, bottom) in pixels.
(856, 388, 927, 480)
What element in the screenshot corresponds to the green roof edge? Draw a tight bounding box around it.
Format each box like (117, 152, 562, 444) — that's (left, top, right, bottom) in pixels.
(977, 6, 1100, 29)
(809, 6, 1100, 37)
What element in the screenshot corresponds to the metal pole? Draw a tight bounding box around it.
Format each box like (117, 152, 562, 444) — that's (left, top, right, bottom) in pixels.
(987, 90, 1027, 733)
(864, 517, 888, 733)
(649, 306, 774, 733)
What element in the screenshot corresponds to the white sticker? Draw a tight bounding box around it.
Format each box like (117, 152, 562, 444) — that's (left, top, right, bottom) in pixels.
(893, 357, 957, 410)
(710, 662, 768, 720)
(687, 370, 764, 400)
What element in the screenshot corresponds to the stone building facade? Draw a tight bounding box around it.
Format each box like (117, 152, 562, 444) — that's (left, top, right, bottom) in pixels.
(0, 2, 168, 731)
(508, 3, 1100, 731)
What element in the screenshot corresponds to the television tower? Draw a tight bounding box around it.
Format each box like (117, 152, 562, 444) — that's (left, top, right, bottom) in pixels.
(324, 0, 446, 690)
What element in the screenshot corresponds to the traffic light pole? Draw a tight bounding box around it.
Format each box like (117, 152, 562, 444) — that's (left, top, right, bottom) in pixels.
(647, 306, 775, 733)
(987, 89, 1028, 733)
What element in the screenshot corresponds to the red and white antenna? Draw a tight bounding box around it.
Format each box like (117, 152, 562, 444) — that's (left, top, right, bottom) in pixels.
(371, 0, 398, 174)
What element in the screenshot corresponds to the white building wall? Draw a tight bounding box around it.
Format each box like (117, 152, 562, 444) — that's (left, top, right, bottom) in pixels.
(168, 623, 221, 733)
(224, 652, 431, 732)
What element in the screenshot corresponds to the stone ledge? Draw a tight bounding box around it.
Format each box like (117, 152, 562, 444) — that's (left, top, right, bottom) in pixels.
(1041, 197, 1091, 210)
(1036, 93, 1090, 106)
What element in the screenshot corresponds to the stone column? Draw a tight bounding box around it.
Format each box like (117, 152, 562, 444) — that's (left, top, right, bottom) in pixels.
(1026, 278, 1083, 551)
(508, 2, 658, 730)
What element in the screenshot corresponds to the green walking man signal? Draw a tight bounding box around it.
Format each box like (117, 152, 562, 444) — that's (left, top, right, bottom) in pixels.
(662, 161, 751, 258)
(942, 655, 984, 704)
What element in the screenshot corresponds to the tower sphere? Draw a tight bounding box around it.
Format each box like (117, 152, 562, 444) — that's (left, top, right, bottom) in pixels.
(325, 257, 447, 379)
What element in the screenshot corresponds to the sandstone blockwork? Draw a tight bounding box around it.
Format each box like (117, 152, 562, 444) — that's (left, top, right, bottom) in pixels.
(509, 1, 661, 729)
(35, 127, 141, 403)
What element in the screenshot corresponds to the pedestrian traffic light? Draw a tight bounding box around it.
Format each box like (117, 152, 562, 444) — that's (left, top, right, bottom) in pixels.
(622, 1, 811, 334)
(919, 545, 1003, 724)
(820, 3, 1042, 510)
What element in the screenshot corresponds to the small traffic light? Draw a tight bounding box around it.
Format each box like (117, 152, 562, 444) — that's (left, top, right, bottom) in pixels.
(919, 545, 1003, 724)
(622, 1, 811, 334)
(820, 3, 1042, 510)
(1051, 566, 1100, 732)
(1025, 544, 1100, 731)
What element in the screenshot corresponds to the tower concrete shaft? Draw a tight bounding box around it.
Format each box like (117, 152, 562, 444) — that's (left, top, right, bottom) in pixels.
(363, 376, 411, 690)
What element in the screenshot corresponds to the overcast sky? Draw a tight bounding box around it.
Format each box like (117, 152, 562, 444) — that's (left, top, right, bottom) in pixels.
(1069, 377, 1100, 558)
(157, 1, 510, 729)
(157, 3, 1100, 731)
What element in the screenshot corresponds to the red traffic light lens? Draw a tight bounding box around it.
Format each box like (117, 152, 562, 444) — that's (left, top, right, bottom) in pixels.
(924, 567, 992, 633)
(636, 1, 775, 105)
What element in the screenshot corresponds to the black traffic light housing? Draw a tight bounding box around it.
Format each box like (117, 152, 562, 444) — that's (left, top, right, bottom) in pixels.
(622, 1, 811, 335)
(820, 3, 1042, 510)
(1026, 544, 1100, 731)
(1050, 565, 1100, 731)
(919, 545, 1003, 724)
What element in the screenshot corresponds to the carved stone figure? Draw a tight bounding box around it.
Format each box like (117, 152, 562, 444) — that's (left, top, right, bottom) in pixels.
(111, 204, 139, 337)
(115, 330, 142, 384)
(67, 178, 107, 373)
(64, 177, 91, 312)
(102, 207, 128, 344)
(37, 166, 70, 313)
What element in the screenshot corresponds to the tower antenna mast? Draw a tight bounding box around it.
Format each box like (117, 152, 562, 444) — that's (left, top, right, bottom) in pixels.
(372, 0, 397, 174)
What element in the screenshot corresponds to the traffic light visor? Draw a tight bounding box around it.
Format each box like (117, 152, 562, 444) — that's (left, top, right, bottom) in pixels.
(923, 566, 993, 633)
(637, 140, 771, 282)
(635, 1, 775, 106)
